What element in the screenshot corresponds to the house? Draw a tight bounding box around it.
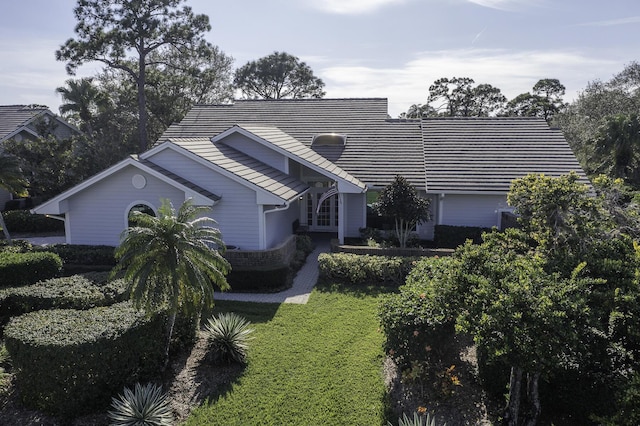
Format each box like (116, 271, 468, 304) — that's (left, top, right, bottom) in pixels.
(31, 98, 588, 250)
(0, 105, 80, 207)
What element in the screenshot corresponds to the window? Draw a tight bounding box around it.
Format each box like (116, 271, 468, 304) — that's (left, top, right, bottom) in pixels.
(127, 203, 155, 227)
(311, 133, 347, 146)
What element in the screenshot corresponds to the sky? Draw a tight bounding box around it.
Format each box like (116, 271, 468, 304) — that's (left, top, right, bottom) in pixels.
(1, 0, 639, 118)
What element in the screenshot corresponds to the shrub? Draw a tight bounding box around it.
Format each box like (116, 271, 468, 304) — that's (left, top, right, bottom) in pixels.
(0, 273, 128, 335)
(378, 257, 459, 371)
(0, 251, 62, 287)
(318, 253, 416, 286)
(296, 234, 314, 255)
(108, 382, 173, 426)
(4, 301, 166, 417)
(1, 210, 64, 233)
(205, 312, 254, 365)
(389, 412, 445, 426)
(227, 267, 291, 292)
(32, 244, 116, 266)
(433, 225, 490, 248)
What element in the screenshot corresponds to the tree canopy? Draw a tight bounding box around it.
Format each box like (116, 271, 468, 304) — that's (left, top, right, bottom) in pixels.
(56, 0, 220, 152)
(234, 51, 325, 100)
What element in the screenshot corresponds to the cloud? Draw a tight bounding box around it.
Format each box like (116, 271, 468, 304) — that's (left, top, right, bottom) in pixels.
(318, 49, 620, 117)
(576, 16, 640, 27)
(465, 0, 542, 11)
(306, 0, 407, 14)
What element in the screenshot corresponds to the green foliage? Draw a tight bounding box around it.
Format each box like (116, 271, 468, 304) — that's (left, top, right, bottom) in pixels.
(374, 175, 431, 248)
(56, 0, 221, 151)
(433, 224, 490, 248)
(205, 312, 254, 365)
(226, 266, 291, 293)
(295, 234, 314, 256)
(1, 210, 65, 233)
(4, 302, 166, 416)
(390, 411, 445, 426)
(234, 51, 325, 99)
(505, 78, 566, 122)
(33, 243, 116, 266)
(591, 114, 640, 184)
(0, 251, 62, 287)
(0, 273, 127, 334)
(318, 252, 417, 286)
(108, 382, 173, 426)
(426, 77, 506, 117)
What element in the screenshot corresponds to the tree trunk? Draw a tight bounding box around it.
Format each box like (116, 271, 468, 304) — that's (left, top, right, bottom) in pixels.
(137, 51, 148, 153)
(524, 372, 541, 426)
(505, 366, 523, 426)
(0, 212, 12, 245)
(163, 311, 177, 371)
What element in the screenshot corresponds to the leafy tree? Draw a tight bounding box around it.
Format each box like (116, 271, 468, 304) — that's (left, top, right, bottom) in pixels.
(590, 114, 640, 185)
(0, 154, 27, 243)
(56, 0, 219, 152)
(112, 198, 230, 365)
(399, 103, 436, 119)
(504, 78, 566, 122)
(56, 77, 110, 134)
(234, 51, 325, 99)
(426, 77, 505, 117)
(373, 175, 430, 248)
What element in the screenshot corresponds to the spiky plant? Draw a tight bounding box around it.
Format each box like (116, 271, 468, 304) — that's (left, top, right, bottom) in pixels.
(108, 382, 173, 426)
(205, 312, 254, 364)
(388, 411, 445, 426)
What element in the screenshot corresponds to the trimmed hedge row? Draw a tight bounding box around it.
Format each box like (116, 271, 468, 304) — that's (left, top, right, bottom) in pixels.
(227, 266, 292, 292)
(1, 210, 65, 233)
(0, 273, 127, 335)
(318, 252, 417, 286)
(434, 224, 491, 248)
(0, 251, 62, 287)
(4, 301, 167, 417)
(33, 244, 116, 267)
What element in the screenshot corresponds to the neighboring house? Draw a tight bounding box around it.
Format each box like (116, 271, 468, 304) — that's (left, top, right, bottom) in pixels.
(0, 105, 80, 208)
(32, 98, 588, 249)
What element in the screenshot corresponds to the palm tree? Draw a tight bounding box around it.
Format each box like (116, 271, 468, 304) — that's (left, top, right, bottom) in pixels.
(56, 77, 109, 134)
(0, 154, 27, 244)
(592, 114, 640, 186)
(112, 198, 231, 365)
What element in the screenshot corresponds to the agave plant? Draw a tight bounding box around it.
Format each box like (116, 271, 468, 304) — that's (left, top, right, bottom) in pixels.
(204, 312, 254, 364)
(108, 382, 173, 426)
(388, 411, 445, 426)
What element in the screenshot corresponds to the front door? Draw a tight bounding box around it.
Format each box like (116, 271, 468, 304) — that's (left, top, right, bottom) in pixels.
(306, 190, 338, 232)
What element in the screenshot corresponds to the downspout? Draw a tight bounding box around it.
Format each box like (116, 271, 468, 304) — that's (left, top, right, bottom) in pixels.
(44, 214, 70, 244)
(437, 193, 445, 225)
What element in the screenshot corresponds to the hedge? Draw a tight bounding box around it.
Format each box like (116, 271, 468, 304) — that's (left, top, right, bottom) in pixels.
(318, 252, 417, 286)
(0, 210, 65, 233)
(434, 224, 491, 248)
(227, 266, 291, 292)
(0, 273, 127, 335)
(33, 244, 116, 266)
(0, 251, 62, 287)
(4, 301, 166, 417)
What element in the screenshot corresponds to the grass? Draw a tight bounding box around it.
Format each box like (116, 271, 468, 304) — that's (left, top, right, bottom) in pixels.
(187, 282, 391, 425)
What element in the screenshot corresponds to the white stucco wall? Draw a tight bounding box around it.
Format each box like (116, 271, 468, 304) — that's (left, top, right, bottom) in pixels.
(66, 166, 184, 246)
(436, 193, 509, 228)
(265, 199, 301, 249)
(145, 149, 262, 249)
(344, 193, 365, 238)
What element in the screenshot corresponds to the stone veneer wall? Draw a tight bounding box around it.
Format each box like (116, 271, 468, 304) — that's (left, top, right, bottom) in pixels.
(223, 235, 297, 270)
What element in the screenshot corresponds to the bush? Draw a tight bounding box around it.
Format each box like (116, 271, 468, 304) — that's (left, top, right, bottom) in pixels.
(378, 257, 459, 371)
(318, 253, 416, 286)
(108, 382, 173, 426)
(32, 244, 116, 266)
(296, 234, 314, 256)
(205, 312, 254, 365)
(1, 210, 64, 233)
(0, 273, 128, 335)
(4, 301, 166, 417)
(0, 251, 62, 287)
(434, 225, 490, 248)
(227, 267, 291, 292)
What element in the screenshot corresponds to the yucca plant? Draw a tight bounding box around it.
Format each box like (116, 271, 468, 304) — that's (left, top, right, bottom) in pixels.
(108, 382, 173, 426)
(205, 312, 254, 364)
(388, 411, 445, 426)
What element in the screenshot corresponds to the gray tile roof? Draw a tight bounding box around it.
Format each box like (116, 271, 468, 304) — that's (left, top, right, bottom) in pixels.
(165, 137, 309, 202)
(138, 158, 221, 201)
(160, 99, 425, 188)
(0, 105, 49, 141)
(421, 117, 589, 193)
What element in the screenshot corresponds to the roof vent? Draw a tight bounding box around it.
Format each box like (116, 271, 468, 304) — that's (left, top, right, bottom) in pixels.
(312, 133, 347, 146)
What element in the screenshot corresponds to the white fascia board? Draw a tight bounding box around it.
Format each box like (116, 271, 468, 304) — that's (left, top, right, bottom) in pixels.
(214, 126, 366, 193)
(142, 141, 289, 205)
(425, 189, 508, 196)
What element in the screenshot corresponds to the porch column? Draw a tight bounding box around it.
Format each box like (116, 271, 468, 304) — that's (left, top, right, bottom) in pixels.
(338, 192, 345, 244)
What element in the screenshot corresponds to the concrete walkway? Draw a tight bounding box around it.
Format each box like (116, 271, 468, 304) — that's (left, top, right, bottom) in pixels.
(215, 237, 331, 305)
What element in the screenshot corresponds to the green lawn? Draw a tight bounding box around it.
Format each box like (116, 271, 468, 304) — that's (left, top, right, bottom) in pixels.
(186, 283, 390, 425)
